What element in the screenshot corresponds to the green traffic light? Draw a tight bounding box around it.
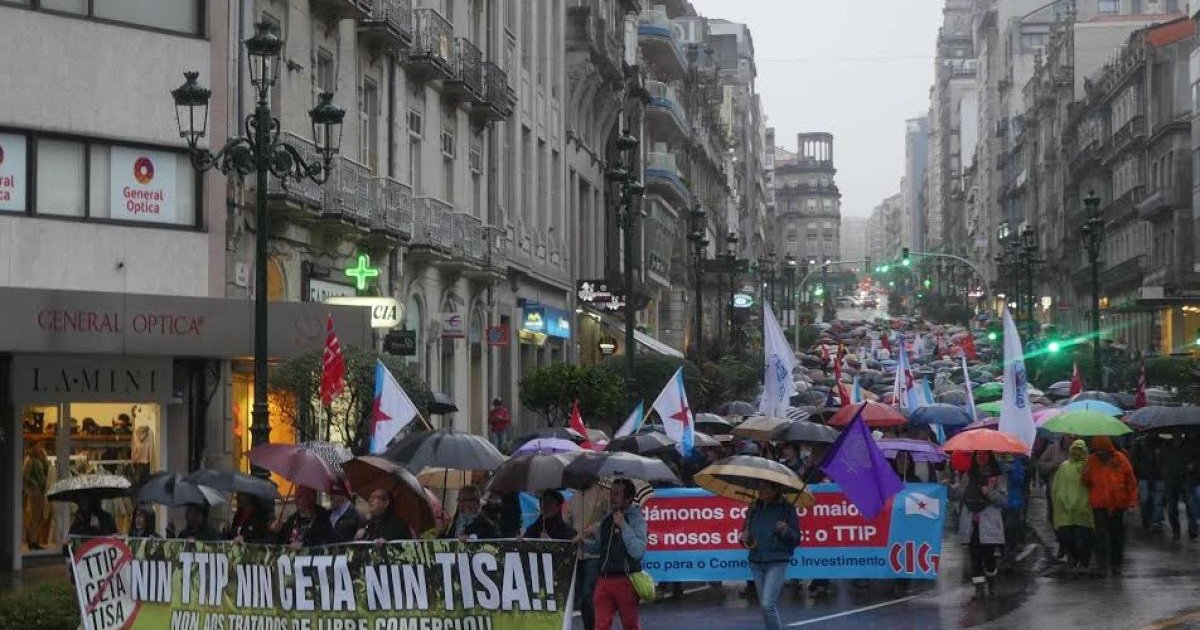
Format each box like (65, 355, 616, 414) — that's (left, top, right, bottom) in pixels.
(880, 265, 890, 273)
(1048, 341, 1061, 353)
(887, 281, 895, 287)
(987, 332, 998, 341)
(902, 258, 911, 267)
(923, 278, 932, 288)
(814, 286, 824, 296)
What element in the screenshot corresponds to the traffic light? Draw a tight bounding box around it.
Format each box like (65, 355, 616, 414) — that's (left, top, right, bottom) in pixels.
(923, 277, 932, 289)
(814, 285, 825, 297)
(887, 280, 895, 287)
(901, 247, 911, 267)
(1048, 341, 1061, 354)
(986, 323, 1000, 342)
(880, 264, 890, 273)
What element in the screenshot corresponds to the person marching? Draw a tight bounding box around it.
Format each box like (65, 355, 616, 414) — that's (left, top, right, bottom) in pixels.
(953, 451, 1007, 596)
(739, 480, 800, 630)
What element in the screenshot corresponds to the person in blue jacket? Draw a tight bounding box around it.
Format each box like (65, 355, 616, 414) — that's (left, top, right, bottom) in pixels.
(1002, 455, 1028, 558)
(739, 481, 801, 630)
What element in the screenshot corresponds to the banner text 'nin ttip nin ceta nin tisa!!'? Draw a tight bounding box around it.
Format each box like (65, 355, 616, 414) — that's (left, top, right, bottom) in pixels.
(68, 537, 577, 630)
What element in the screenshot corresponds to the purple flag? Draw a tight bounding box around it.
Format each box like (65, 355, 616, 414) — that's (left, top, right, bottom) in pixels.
(818, 403, 904, 518)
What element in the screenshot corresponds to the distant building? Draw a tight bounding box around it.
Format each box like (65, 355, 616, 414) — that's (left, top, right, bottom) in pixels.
(839, 216, 870, 272)
(771, 133, 841, 264)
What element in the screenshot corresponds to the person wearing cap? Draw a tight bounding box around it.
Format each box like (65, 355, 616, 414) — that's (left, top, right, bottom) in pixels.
(1052, 439, 1094, 573)
(523, 490, 577, 540)
(443, 485, 498, 541)
(329, 481, 362, 543)
(1082, 436, 1138, 575)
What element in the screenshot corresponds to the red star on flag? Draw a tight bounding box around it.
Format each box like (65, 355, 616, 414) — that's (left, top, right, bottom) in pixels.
(671, 402, 691, 425)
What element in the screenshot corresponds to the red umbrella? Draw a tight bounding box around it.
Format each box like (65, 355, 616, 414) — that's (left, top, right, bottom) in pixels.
(827, 401, 906, 428)
(941, 429, 1028, 454)
(248, 443, 338, 492)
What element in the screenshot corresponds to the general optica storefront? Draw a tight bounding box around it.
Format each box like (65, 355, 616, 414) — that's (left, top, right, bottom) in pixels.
(0, 287, 372, 571)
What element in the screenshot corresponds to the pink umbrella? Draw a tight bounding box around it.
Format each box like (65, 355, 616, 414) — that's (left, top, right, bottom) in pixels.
(248, 443, 338, 492)
(1034, 407, 1066, 426)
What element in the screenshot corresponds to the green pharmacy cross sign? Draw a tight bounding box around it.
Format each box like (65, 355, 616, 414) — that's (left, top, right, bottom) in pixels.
(345, 253, 380, 292)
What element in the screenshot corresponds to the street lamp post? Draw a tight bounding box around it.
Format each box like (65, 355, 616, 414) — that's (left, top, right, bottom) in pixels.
(1020, 226, 1043, 331)
(606, 131, 643, 406)
(722, 231, 740, 347)
(821, 258, 835, 322)
(757, 250, 777, 312)
(688, 205, 709, 359)
(171, 22, 345, 476)
(1082, 191, 1105, 384)
(783, 254, 796, 329)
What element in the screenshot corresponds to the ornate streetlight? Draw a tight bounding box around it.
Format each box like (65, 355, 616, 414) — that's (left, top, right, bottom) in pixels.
(607, 131, 643, 406)
(171, 21, 345, 475)
(1082, 191, 1105, 384)
(688, 206, 709, 358)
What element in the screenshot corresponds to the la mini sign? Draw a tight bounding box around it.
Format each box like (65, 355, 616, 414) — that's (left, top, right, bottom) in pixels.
(324, 296, 403, 329)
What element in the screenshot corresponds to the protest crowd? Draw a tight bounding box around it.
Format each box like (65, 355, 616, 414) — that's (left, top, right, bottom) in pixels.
(49, 308, 1200, 630)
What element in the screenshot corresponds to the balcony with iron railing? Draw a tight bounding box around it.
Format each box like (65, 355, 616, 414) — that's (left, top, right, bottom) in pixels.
(411, 196, 455, 254)
(567, 0, 622, 82)
(446, 38, 483, 102)
(409, 8, 455, 80)
(645, 80, 688, 143)
(373, 176, 414, 238)
(638, 6, 686, 79)
(311, 0, 370, 22)
(323, 155, 376, 225)
(1102, 254, 1147, 293)
(358, 0, 413, 52)
(265, 132, 324, 209)
(1137, 178, 1190, 221)
(1104, 184, 1144, 224)
(1109, 114, 1146, 158)
(645, 151, 690, 207)
(472, 61, 513, 121)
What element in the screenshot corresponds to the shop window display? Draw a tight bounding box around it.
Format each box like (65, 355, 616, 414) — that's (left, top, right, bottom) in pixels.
(21, 402, 161, 554)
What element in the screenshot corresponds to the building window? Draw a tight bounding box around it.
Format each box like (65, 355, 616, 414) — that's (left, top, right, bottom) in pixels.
(316, 49, 336, 94)
(551, 149, 561, 236)
(31, 0, 204, 35)
(1097, 0, 1119, 15)
(441, 121, 455, 202)
(522, 127, 532, 225)
(521, 0, 532, 72)
(537, 0, 547, 89)
(24, 134, 197, 226)
(360, 78, 379, 171)
(408, 108, 423, 195)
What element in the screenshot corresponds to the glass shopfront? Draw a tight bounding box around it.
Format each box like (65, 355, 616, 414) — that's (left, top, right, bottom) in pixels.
(20, 402, 163, 554)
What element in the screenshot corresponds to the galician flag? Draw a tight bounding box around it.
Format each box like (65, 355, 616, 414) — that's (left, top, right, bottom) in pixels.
(614, 401, 645, 438)
(892, 340, 922, 411)
(370, 360, 419, 453)
(759, 303, 798, 417)
(651, 367, 694, 456)
(999, 309, 1036, 452)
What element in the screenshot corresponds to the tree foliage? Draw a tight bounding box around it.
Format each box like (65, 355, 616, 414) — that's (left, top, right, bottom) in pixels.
(272, 347, 433, 454)
(518, 363, 625, 429)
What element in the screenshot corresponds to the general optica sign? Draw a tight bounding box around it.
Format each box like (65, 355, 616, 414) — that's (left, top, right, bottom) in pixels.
(110, 146, 177, 223)
(0, 133, 27, 212)
(639, 484, 945, 581)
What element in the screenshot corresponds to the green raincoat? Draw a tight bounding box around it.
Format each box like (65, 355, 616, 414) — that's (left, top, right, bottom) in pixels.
(1052, 440, 1095, 529)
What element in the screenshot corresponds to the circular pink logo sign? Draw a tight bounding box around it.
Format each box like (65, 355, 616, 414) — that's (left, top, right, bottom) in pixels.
(133, 157, 154, 185)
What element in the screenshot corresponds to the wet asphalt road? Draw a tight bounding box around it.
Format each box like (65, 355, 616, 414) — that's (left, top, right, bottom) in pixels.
(573, 501, 1200, 629)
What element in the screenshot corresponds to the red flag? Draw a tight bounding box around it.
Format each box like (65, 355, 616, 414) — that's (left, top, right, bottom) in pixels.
(569, 399, 594, 450)
(320, 315, 347, 407)
(820, 344, 831, 366)
(962, 335, 978, 361)
(881, 334, 892, 352)
(1069, 362, 1084, 397)
(1134, 359, 1147, 409)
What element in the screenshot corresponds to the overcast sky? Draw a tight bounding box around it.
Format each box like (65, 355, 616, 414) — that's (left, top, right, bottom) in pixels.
(690, 0, 945, 217)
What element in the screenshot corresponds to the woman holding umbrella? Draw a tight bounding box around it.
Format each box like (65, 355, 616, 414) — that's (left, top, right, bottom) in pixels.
(952, 451, 1007, 596)
(739, 480, 800, 630)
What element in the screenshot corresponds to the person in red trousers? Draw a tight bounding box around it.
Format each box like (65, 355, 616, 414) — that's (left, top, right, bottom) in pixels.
(579, 479, 648, 630)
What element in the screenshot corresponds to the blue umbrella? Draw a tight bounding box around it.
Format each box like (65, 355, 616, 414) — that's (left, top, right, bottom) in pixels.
(1064, 399, 1123, 416)
(906, 403, 973, 426)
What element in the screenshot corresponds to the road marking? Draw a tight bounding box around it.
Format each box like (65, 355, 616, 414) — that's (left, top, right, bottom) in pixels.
(1135, 609, 1200, 630)
(786, 595, 919, 627)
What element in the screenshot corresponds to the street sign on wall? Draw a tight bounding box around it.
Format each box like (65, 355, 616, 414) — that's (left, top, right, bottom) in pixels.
(383, 329, 417, 356)
(486, 325, 510, 347)
(440, 312, 465, 338)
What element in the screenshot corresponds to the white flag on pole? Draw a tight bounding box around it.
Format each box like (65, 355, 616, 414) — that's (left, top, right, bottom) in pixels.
(999, 309, 1036, 452)
(370, 360, 420, 453)
(759, 302, 798, 418)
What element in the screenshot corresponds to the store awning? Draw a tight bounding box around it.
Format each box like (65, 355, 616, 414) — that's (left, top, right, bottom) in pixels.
(612, 323, 685, 358)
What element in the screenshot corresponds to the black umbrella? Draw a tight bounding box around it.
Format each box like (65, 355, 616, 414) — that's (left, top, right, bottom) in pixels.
(429, 392, 459, 415)
(771, 420, 839, 443)
(564, 451, 681, 488)
(1071, 391, 1124, 408)
(721, 401, 757, 416)
(187, 469, 279, 501)
(47, 474, 130, 504)
(137, 472, 225, 507)
(487, 452, 581, 494)
(383, 428, 506, 473)
(1124, 406, 1200, 430)
(694, 413, 734, 434)
(799, 354, 824, 368)
(606, 432, 675, 455)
